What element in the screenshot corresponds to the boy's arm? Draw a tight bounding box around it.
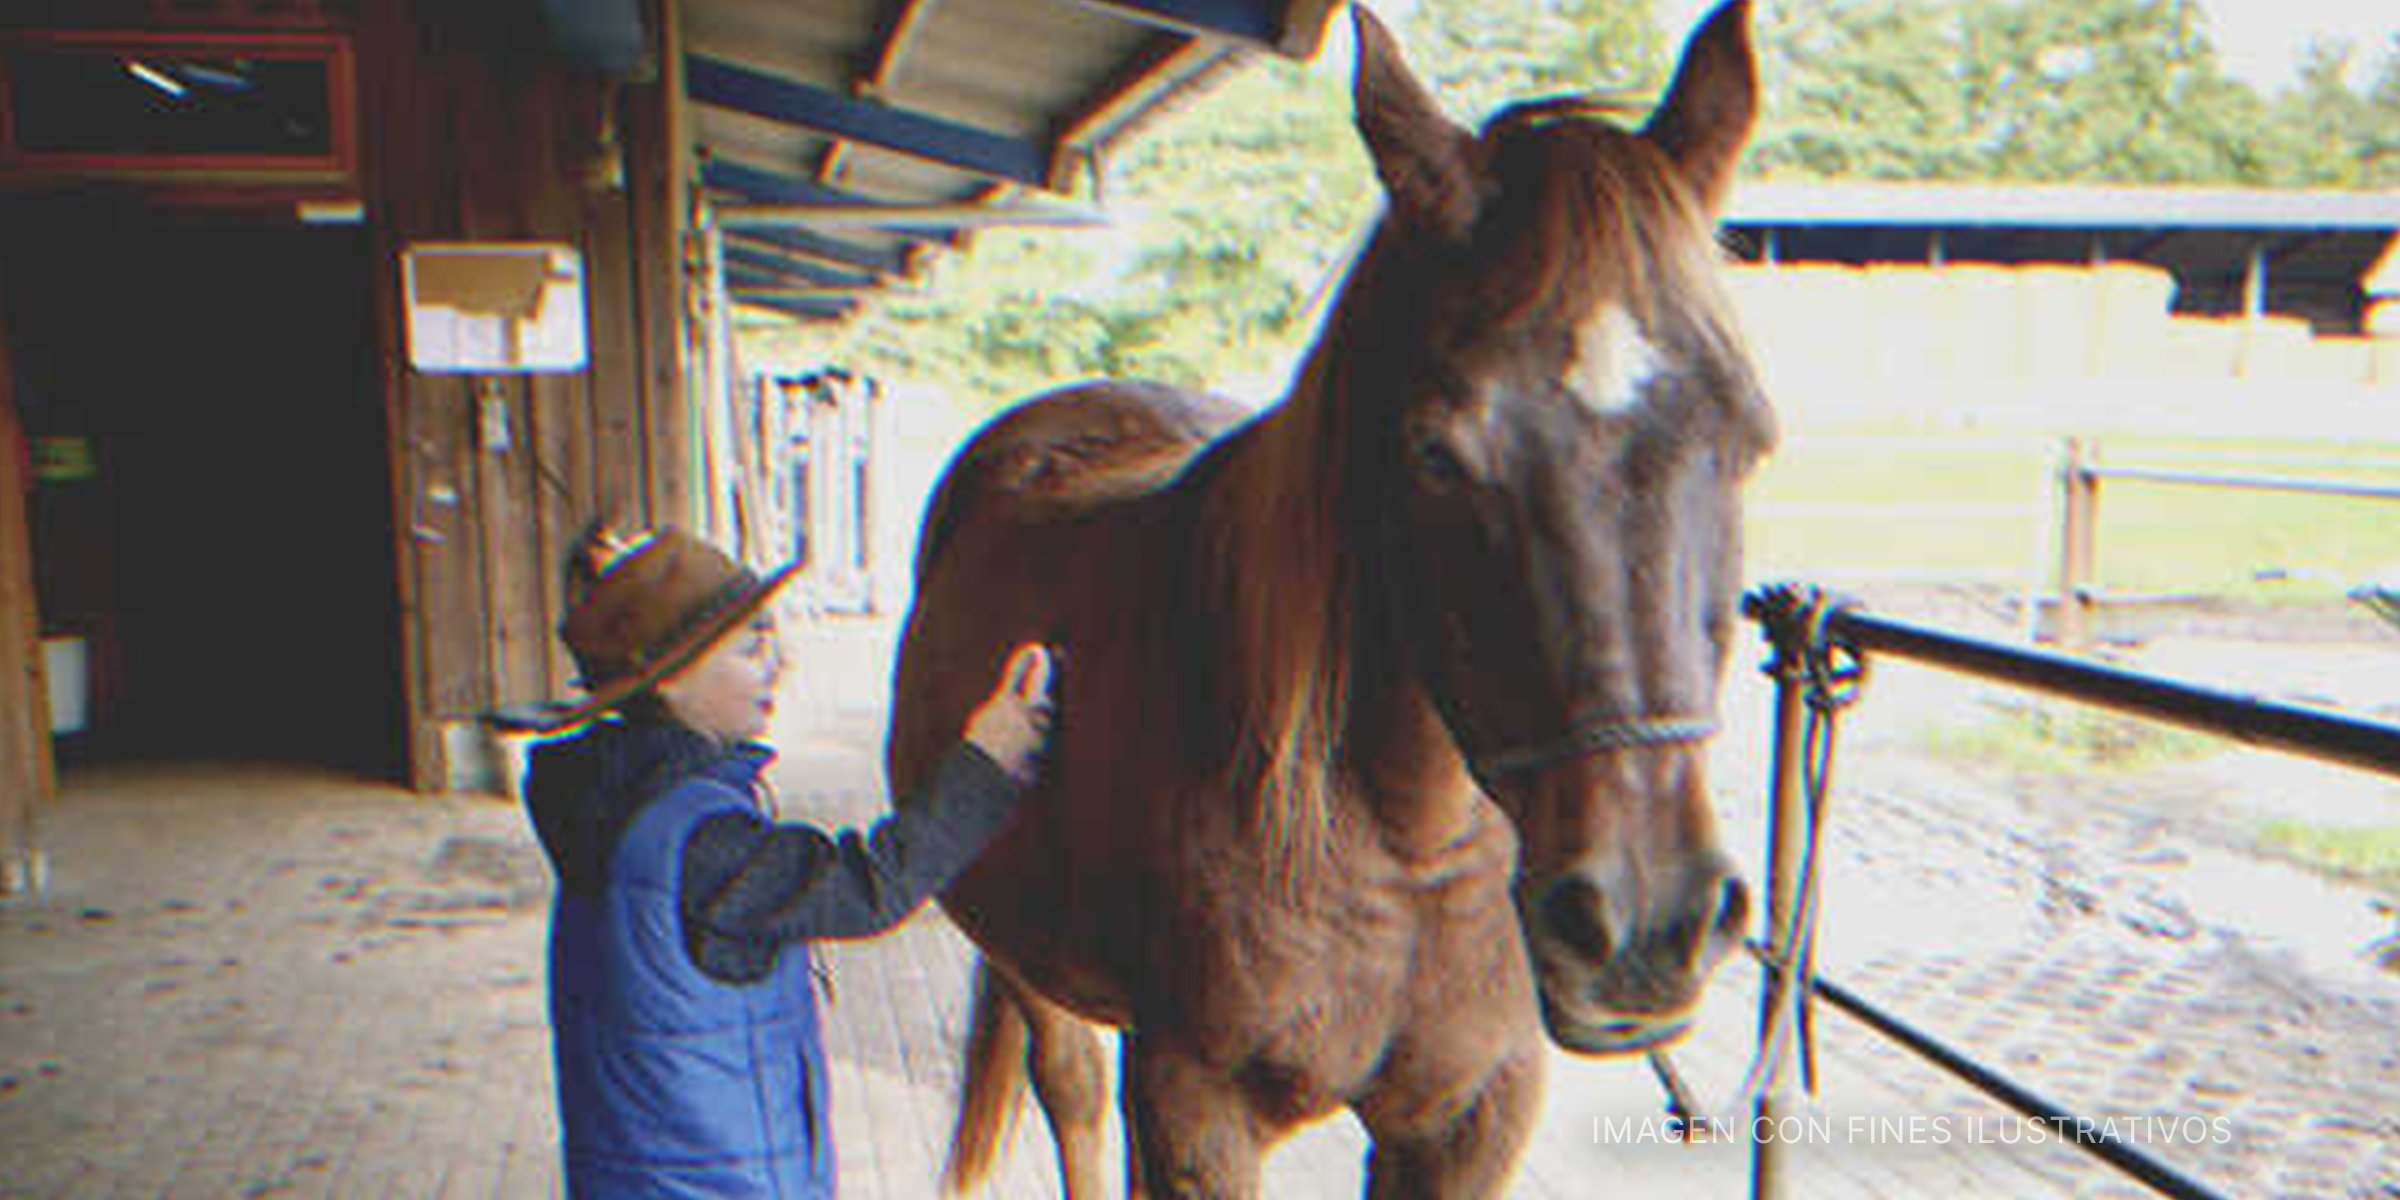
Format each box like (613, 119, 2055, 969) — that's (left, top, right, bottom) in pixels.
(678, 742, 1023, 966)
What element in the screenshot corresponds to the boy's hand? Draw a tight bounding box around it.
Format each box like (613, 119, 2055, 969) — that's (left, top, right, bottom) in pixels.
(965, 643, 1056, 784)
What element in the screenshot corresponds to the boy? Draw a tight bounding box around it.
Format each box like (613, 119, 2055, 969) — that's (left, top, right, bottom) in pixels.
(519, 525, 1053, 1198)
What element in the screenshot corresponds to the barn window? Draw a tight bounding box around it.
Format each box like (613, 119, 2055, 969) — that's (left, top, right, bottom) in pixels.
(0, 31, 355, 183)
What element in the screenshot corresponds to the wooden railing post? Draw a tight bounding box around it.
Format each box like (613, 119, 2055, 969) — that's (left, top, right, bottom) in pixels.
(2056, 438, 2099, 651)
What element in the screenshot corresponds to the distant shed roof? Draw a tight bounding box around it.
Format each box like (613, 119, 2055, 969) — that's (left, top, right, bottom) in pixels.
(1729, 182, 2400, 231)
(1721, 182, 2400, 333)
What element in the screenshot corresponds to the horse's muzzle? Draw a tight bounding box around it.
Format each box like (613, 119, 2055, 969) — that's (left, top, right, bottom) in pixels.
(1517, 856, 1749, 1055)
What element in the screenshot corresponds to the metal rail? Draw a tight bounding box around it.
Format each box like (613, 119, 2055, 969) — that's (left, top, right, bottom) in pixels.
(1739, 584, 2400, 1200)
(2052, 440, 2400, 648)
(1831, 606, 2400, 778)
(2080, 463, 2400, 503)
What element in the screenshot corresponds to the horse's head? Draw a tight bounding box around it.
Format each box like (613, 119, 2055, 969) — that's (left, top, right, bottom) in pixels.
(1349, 1, 1773, 1055)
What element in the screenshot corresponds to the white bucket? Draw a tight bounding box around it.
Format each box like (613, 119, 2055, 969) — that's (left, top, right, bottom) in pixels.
(42, 637, 86, 736)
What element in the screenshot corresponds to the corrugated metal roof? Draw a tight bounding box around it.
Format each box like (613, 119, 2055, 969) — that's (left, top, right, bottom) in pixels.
(676, 0, 1346, 322)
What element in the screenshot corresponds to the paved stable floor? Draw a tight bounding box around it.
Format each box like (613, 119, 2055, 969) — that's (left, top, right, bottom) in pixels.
(3, 709, 2172, 1200)
(40, 599, 2400, 1199)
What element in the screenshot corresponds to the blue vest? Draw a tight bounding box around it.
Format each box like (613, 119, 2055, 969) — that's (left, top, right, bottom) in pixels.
(548, 765, 833, 1199)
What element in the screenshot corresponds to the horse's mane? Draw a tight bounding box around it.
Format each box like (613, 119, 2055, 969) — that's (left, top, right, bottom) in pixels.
(1189, 97, 1750, 884)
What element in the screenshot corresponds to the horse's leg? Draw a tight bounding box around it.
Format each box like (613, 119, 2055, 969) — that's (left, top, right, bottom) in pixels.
(1010, 976, 1113, 1200)
(1123, 1038, 1267, 1200)
(1356, 1045, 1544, 1200)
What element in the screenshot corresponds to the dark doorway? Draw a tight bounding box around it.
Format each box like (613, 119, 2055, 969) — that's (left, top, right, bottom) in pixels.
(7, 216, 403, 778)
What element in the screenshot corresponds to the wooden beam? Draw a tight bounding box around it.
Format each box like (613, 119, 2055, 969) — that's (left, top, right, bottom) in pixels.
(702, 158, 960, 242)
(635, 0, 697, 525)
(825, 0, 947, 186)
(1070, 0, 1342, 57)
(730, 286, 864, 302)
(1052, 32, 1236, 170)
(725, 226, 909, 277)
(703, 157, 888, 208)
(718, 201, 1107, 229)
(1072, 0, 1273, 48)
(738, 295, 860, 321)
(724, 246, 877, 289)
(684, 54, 1051, 187)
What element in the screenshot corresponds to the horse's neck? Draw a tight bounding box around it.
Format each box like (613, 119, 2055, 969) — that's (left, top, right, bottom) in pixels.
(1349, 640, 1486, 856)
(1199, 398, 1481, 855)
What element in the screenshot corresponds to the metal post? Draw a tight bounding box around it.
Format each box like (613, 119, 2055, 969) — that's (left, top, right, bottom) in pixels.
(2055, 437, 2098, 651)
(1752, 616, 1813, 1200)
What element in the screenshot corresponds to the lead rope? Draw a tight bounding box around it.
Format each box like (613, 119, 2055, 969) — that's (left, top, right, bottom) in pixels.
(1651, 586, 1864, 1136)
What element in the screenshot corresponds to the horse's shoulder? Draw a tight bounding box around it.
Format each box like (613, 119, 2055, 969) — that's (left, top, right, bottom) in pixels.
(977, 381, 1248, 500)
(915, 381, 1249, 577)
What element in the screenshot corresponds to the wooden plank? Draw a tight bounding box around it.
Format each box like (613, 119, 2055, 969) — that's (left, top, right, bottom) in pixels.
(396, 7, 495, 745)
(0, 298, 55, 875)
(358, 0, 457, 789)
(525, 69, 595, 702)
(449, 54, 545, 716)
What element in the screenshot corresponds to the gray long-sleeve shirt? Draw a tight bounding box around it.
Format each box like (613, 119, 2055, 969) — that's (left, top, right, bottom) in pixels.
(677, 743, 1021, 984)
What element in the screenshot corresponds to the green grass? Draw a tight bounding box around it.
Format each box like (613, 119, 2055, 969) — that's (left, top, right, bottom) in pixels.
(1745, 431, 2400, 598)
(2256, 819, 2400, 885)
(1913, 698, 2222, 774)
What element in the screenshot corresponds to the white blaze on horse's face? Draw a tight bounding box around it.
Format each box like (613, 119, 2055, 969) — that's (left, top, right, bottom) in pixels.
(1570, 306, 1665, 418)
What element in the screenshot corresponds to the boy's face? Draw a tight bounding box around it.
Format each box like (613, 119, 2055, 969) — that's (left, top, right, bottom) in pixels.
(657, 615, 783, 743)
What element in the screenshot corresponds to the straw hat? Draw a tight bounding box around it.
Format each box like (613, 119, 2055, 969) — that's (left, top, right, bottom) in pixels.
(493, 525, 798, 734)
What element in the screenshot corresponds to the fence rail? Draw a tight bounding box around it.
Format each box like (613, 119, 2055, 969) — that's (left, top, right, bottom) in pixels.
(2053, 439, 2400, 648)
(2081, 463, 2400, 502)
(1738, 584, 2400, 1200)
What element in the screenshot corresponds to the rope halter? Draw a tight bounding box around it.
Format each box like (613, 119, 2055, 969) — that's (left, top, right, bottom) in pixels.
(1468, 711, 1719, 781)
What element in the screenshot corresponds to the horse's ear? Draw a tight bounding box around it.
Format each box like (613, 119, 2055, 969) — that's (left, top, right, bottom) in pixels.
(1642, 0, 1757, 217)
(1352, 5, 1480, 239)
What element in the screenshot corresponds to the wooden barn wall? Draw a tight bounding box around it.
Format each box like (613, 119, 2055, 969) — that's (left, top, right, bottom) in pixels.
(360, 0, 692, 792)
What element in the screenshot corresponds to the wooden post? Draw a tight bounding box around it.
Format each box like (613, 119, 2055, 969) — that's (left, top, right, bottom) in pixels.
(2056, 437, 2099, 652)
(0, 313, 56, 894)
(629, 0, 695, 528)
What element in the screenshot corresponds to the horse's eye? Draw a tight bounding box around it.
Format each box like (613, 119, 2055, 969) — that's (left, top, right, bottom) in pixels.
(1410, 436, 1469, 491)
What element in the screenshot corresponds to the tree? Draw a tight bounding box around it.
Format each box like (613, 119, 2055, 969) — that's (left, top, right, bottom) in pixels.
(1402, 0, 1667, 123)
(2270, 40, 2378, 186)
(1956, 0, 2268, 183)
(1748, 0, 1979, 180)
(2372, 42, 2400, 185)
(1751, 0, 2277, 185)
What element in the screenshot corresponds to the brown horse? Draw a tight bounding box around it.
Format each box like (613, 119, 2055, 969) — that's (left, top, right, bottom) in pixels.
(887, 3, 1772, 1195)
